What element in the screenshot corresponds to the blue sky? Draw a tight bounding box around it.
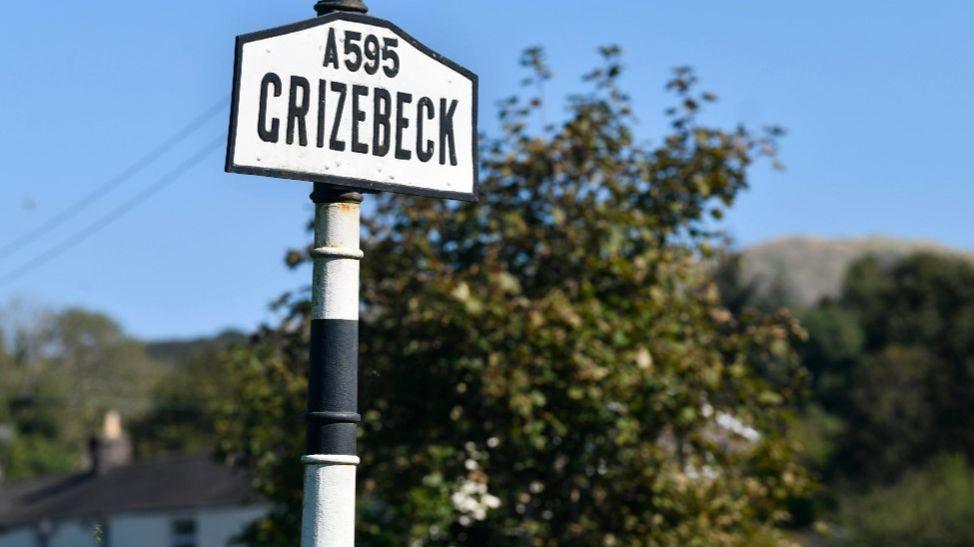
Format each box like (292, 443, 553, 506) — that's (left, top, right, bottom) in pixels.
(0, 0, 971, 340)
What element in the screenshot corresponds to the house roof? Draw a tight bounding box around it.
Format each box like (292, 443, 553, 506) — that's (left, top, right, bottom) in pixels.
(0, 454, 261, 531)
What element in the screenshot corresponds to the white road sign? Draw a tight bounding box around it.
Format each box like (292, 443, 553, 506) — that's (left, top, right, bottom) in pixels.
(226, 13, 479, 201)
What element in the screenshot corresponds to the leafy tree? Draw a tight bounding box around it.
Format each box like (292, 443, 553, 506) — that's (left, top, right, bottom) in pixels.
(843, 253, 974, 358)
(840, 346, 937, 482)
(0, 305, 159, 479)
(216, 49, 811, 546)
(798, 304, 863, 414)
(799, 252, 974, 484)
(838, 454, 974, 547)
(0, 304, 72, 479)
(841, 253, 974, 479)
(40, 308, 160, 445)
(131, 347, 242, 458)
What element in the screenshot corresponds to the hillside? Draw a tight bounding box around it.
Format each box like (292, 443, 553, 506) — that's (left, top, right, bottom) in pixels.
(740, 236, 974, 307)
(145, 329, 248, 366)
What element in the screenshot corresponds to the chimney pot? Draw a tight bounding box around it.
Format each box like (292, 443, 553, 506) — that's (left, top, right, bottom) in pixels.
(89, 410, 133, 475)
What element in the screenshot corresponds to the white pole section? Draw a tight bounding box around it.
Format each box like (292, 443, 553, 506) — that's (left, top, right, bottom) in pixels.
(302, 455, 360, 546)
(302, 185, 363, 547)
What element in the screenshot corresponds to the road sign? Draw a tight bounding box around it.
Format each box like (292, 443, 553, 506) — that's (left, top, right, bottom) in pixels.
(226, 12, 479, 201)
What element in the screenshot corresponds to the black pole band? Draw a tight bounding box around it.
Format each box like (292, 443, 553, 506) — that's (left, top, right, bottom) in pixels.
(307, 319, 360, 455)
(315, 0, 368, 16)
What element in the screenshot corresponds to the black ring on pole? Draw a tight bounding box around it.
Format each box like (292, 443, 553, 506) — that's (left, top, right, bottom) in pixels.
(315, 0, 368, 16)
(311, 183, 364, 204)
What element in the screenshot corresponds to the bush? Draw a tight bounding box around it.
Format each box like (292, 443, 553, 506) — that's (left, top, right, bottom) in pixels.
(839, 454, 974, 546)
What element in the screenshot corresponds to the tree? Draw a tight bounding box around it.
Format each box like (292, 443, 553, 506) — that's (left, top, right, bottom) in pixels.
(798, 304, 864, 414)
(825, 253, 974, 481)
(841, 346, 937, 482)
(838, 454, 974, 547)
(0, 305, 159, 479)
(216, 49, 811, 546)
(795, 252, 974, 487)
(40, 308, 159, 446)
(131, 347, 242, 458)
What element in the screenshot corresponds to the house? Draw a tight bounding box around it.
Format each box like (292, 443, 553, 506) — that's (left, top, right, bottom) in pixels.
(0, 412, 269, 547)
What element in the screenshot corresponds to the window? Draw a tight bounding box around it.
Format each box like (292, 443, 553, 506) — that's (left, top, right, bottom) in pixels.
(171, 518, 197, 547)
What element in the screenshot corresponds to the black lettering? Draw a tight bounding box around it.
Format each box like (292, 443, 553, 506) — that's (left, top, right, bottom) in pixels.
(373, 88, 391, 157)
(344, 31, 363, 72)
(329, 81, 347, 152)
(351, 85, 369, 154)
(316, 80, 327, 148)
(416, 97, 435, 163)
(363, 34, 381, 75)
(382, 38, 400, 78)
(286, 76, 310, 146)
(323, 28, 339, 69)
(395, 92, 413, 161)
(258, 73, 282, 143)
(439, 98, 459, 166)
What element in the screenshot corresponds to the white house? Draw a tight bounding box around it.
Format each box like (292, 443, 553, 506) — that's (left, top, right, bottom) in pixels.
(0, 413, 269, 547)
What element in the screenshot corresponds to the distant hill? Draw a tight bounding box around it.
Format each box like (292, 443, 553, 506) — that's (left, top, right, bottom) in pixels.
(145, 330, 248, 366)
(739, 236, 974, 307)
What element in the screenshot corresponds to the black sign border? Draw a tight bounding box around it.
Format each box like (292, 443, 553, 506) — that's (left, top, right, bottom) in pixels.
(226, 12, 479, 202)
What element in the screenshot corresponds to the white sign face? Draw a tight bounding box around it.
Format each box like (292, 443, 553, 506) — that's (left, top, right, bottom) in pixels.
(226, 13, 478, 201)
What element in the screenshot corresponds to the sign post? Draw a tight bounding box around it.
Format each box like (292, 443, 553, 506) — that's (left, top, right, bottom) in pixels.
(225, 1, 478, 545)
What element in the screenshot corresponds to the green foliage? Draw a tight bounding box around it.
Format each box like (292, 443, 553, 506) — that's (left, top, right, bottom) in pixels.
(1, 433, 77, 480)
(780, 250, 974, 543)
(843, 253, 974, 357)
(0, 304, 159, 479)
(838, 454, 974, 547)
(216, 48, 811, 546)
(841, 346, 937, 482)
(798, 305, 863, 413)
(789, 405, 845, 475)
(130, 347, 239, 458)
(43, 309, 160, 442)
(803, 252, 974, 483)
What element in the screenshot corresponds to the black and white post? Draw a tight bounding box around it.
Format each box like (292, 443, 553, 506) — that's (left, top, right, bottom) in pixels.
(300, 5, 368, 547)
(302, 185, 363, 546)
(224, 0, 478, 543)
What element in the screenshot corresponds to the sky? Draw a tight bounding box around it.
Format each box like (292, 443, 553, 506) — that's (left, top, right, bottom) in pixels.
(0, 0, 971, 340)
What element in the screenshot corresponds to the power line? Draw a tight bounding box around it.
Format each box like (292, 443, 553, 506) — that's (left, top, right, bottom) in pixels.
(0, 97, 229, 261)
(0, 135, 226, 287)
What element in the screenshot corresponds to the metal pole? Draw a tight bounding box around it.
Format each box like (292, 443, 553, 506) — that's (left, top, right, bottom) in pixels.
(302, 184, 363, 547)
(302, 4, 368, 545)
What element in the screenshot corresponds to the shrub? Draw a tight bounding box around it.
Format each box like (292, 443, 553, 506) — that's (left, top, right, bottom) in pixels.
(839, 454, 974, 546)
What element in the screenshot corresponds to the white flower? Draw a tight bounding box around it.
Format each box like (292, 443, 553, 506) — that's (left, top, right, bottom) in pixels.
(716, 411, 760, 442)
(451, 479, 503, 525)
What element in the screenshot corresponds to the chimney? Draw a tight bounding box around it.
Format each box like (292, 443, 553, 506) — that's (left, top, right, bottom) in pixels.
(88, 410, 133, 475)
